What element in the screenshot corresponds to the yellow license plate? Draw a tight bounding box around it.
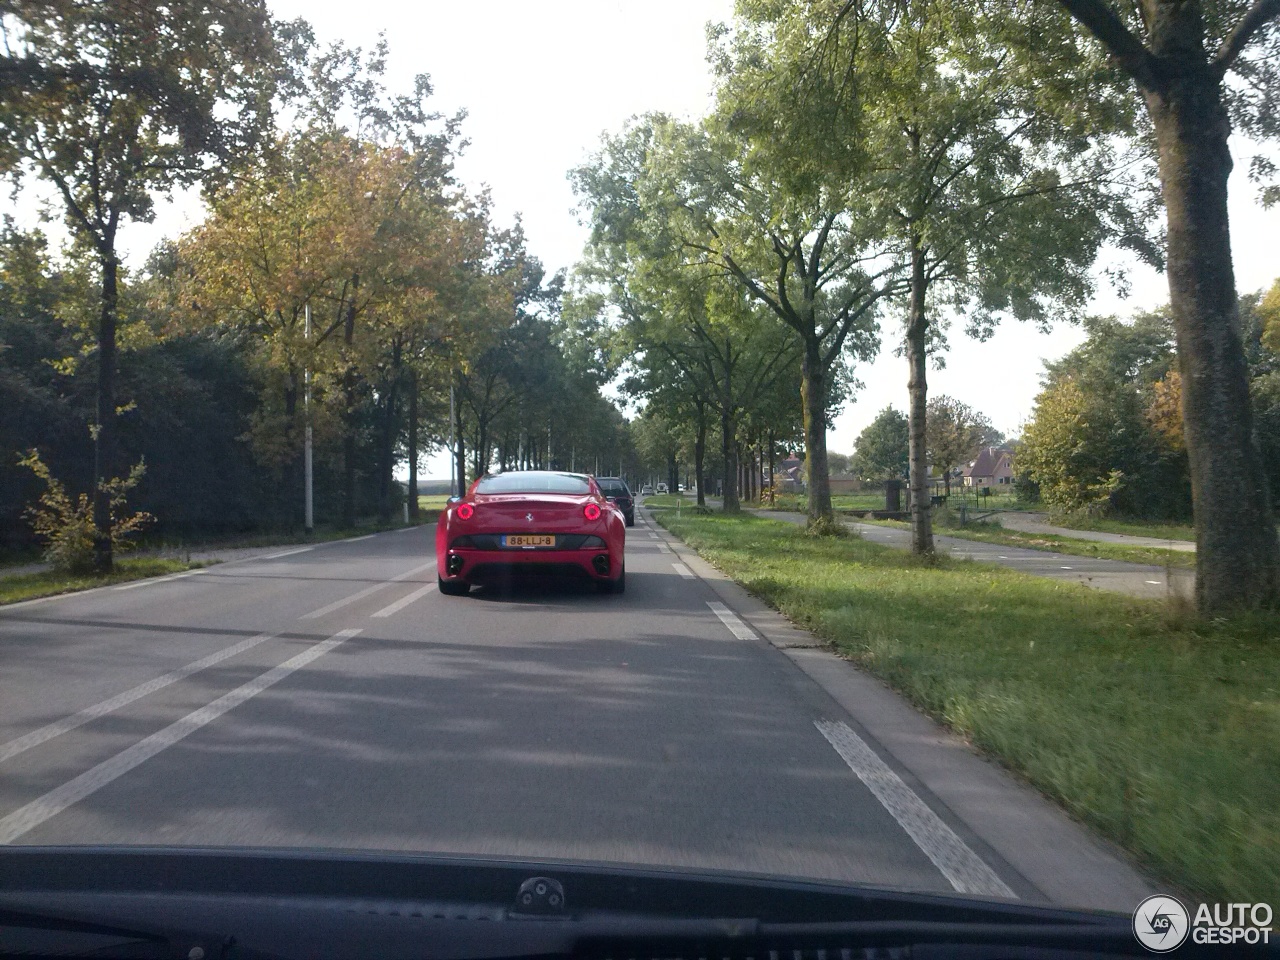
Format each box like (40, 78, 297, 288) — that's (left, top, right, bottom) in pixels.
(503, 535, 555, 548)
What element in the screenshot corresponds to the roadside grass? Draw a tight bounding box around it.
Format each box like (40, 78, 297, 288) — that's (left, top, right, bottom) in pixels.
(862, 516, 1196, 569)
(647, 507, 1279, 905)
(130, 514, 440, 557)
(0, 515, 441, 590)
(0, 557, 205, 606)
(418, 494, 453, 511)
(1047, 516, 1197, 542)
(642, 493, 704, 509)
(754, 492, 1040, 513)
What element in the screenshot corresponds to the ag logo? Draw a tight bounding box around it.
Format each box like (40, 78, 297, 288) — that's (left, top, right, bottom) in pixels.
(1134, 895, 1190, 952)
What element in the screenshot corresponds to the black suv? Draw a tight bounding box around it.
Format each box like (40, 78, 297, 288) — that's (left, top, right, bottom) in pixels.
(595, 477, 634, 527)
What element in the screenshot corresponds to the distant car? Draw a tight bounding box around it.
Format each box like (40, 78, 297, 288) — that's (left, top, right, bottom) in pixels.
(436, 470, 626, 595)
(640, 484, 653, 496)
(595, 477, 635, 527)
(656, 483, 668, 494)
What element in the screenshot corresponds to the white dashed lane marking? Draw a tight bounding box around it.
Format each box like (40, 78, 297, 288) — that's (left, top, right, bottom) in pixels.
(371, 584, 434, 618)
(0, 629, 361, 845)
(0, 633, 277, 765)
(260, 546, 315, 560)
(672, 563, 696, 580)
(299, 562, 435, 620)
(815, 719, 1016, 899)
(707, 601, 757, 641)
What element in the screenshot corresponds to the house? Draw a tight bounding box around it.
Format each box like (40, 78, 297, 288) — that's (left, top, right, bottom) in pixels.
(773, 455, 805, 492)
(963, 446, 1015, 488)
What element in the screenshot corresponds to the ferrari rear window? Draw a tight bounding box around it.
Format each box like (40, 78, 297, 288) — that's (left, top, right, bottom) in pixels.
(475, 472, 592, 495)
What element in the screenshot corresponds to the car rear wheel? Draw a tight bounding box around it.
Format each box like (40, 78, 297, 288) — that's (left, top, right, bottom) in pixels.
(438, 575, 469, 596)
(597, 564, 625, 595)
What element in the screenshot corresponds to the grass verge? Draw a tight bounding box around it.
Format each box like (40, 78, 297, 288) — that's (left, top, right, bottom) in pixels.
(1046, 516, 1197, 542)
(863, 517, 1196, 569)
(647, 507, 1279, 905)
(128, 514, 441, 558)
(0, 557, 206, 606)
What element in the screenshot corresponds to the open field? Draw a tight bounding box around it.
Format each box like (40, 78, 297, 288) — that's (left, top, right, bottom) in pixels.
(647, 507, 1280, 905)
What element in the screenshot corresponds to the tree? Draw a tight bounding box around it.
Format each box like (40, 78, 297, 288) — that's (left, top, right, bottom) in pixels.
(1020, 310, 1193, 518)
(572, 120, 806, 514)
(1, 0, 282, 570)
(1050, 0, 1280, 612)
(628, 116, 891, 525)
(719, 0, 1147, 554)
(925, 396, 995, 496)
(853, 407, 910, 482)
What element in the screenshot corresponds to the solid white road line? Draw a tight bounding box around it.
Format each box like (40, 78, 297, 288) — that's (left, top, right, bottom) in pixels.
(0, 629, 361, 845)
(113, 569, 208, 591)
(707, 601, 757, 641)
(815, 719, 1016, 899)
(672, 563, 696, 580)
(299, 561, 435, 620)
(1145, 580, 1162, 584)
(0, 633, 277, 765)
(371, 584, 434, 618)
(261, 546, 315, 560)
(345, 534, 377, 542)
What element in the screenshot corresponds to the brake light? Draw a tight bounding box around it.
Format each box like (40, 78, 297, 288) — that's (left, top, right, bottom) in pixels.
(456, 502, 474, 521)
(584, 502, 601, 521)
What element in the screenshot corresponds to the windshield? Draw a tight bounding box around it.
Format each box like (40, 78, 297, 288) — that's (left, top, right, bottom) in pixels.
(475, 472, 592, 495)
(3, 0, 1278, 940)
(596, 479, 629, 497)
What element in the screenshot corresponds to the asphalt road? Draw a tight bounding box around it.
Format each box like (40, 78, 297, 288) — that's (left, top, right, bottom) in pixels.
(0, 514, 1153, 911)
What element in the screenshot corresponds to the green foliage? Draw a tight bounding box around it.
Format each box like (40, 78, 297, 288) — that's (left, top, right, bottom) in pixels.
(925, 396, 997, 487)
(18, 449, 152, 573)
(1019, 308, 1204, 520)
(852, 407, 910, 481)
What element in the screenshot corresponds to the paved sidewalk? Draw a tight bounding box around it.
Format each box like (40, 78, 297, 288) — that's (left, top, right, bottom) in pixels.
(996, 512, 1196, 552)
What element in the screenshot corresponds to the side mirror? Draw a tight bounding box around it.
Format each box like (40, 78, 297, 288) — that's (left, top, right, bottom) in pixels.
(606, 497, 618, 503)
(447, 495, 461, 505)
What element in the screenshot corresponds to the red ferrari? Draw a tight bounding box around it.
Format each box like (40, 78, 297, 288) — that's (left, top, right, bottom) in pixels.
(435, 471, 627, 595)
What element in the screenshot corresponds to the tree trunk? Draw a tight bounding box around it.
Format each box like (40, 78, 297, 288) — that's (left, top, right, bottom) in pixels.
(407, 370, 419, 521)
(1145, 69, 1280, 612)
(377, 382, 398, 525)
(800, 336, 832, 523)
(91, 252, 119, 573)
(341, 280, 358, 529)
(906, 232, 934, 554)
(667, 453, 678, 499)
(694, 405, 707, 507)
(768, 430, 776, 505)
(720, 406, 740, 514)
(455, 398, 467, 494)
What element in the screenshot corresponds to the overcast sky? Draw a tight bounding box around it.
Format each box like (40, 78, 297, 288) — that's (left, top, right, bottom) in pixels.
(115, 0, 1280, 477)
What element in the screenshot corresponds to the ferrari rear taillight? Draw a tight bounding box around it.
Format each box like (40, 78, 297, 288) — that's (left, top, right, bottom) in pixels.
(456, 502, 474, 521)
(583, 502, 601, 521)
